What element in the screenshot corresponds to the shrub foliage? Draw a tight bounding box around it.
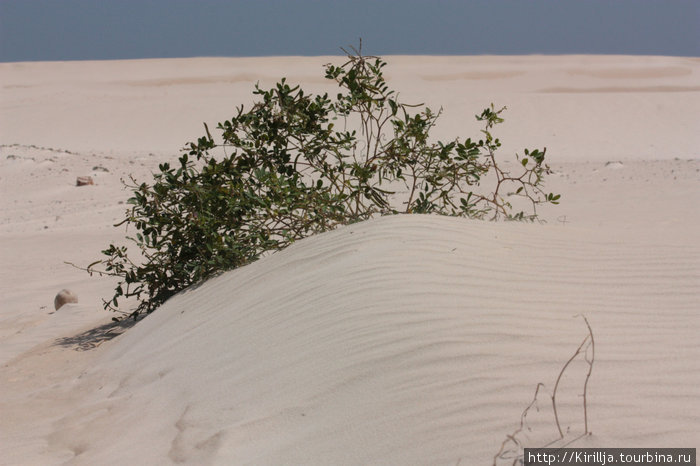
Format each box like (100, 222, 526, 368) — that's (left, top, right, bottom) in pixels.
(88, 47, 559, 318)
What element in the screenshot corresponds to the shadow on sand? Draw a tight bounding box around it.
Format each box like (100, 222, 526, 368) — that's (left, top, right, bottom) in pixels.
(54, 319, 137, 351)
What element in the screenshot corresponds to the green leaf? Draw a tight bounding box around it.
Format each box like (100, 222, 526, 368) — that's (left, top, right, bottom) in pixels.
(388, 99, 398, 116)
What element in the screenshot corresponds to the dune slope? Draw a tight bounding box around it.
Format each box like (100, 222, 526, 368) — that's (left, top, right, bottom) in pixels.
(3, 214, 697, 465)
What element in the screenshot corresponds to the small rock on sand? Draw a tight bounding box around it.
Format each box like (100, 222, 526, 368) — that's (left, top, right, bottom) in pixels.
(54, 289, 78, 310)
(605, 161, 624, 170)
(76, 176, 94, 186)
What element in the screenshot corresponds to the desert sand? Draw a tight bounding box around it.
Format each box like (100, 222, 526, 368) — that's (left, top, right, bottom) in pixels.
(1, 55, 698, 465)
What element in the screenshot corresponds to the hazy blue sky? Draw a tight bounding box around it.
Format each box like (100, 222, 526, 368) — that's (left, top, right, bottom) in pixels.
(1, 0, 698, 62)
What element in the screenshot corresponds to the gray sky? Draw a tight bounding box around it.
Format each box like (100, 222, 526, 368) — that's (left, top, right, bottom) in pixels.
(1, 0, 699, 62)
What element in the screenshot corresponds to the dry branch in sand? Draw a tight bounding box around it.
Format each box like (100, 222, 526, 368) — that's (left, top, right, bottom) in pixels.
(492, 315, 595, 466)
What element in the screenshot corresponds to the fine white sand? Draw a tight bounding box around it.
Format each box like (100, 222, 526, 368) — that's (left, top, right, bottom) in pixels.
(1, 55, 699, 465)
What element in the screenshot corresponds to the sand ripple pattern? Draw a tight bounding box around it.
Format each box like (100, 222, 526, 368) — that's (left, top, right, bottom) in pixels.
(35, 214, 700, 465)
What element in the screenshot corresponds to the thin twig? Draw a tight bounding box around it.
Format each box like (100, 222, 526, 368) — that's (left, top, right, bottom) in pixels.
(64, 260, 121, 278)
(577, 314, 595, 434)
(552, 333, 590, 439)
(493, 383, 545, 466)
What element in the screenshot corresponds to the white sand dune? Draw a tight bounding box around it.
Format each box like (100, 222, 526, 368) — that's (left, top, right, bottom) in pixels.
(1, 55, 699, 464)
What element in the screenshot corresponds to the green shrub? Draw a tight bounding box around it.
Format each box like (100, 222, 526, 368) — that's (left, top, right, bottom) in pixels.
(88, 47, 559, 319)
